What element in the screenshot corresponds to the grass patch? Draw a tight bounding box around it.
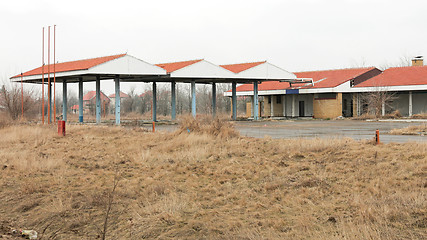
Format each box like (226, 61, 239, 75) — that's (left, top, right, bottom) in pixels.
(390, 124, 427, 135)
(0, 120, 426, 239)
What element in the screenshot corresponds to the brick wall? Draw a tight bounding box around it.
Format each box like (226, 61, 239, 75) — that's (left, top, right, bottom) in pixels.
(313, 93, 342, 119)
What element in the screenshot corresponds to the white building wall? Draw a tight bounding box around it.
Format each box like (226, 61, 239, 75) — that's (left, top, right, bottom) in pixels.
(413, 92, 427, 114)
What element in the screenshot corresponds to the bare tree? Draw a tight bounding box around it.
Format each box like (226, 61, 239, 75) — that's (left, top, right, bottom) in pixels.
(0, 81, 37, 120)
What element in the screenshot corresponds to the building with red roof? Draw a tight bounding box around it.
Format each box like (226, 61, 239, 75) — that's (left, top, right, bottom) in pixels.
(225, 57, 427, 118)
(82, 91, 110, 114)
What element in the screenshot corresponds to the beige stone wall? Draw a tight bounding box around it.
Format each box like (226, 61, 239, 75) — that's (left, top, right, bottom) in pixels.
(246, 102, 252, 118)
(353, 94, 358, 117)
(263, 96, 284, 117)
(263, 96, 271, 116)
(313, 93, 342, 119)
(246, 102, 261, 118)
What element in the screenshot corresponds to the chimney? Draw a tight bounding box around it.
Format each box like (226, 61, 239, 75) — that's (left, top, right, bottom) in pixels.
(412, 56, 423, 66)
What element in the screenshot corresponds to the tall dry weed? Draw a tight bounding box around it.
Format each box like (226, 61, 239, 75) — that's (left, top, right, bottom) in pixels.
(177, 115, 239, 138)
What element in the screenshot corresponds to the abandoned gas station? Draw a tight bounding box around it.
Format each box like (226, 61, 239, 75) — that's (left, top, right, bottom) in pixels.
(10, 54, 311, 125)
(225, 58, 427, 119)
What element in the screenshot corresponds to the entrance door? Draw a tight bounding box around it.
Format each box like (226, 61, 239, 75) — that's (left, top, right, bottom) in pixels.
(299, 101, 305, 117)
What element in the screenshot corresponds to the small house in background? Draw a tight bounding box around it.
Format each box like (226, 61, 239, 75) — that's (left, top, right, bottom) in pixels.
(109, 91, 130, 110)
(83, 91, 110, 115)
(71, 105, 79, 114)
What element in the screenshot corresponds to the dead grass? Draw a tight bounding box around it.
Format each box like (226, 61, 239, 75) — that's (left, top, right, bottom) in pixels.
(0, 120, 426, 239)
(390, 124, 427, 135)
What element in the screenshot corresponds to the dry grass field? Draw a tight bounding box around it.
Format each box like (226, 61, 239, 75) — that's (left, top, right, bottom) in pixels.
(0, 116, 426, 239)
(390, 124, 427, 136)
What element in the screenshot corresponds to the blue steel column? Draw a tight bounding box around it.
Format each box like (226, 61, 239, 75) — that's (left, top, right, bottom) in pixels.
(62, 80, 67, 121)
(152, 82, 157, 122)
(171, 81, 176, 120)
(253, 81, 259, 120)
(95, 76, 101, 124)
(191, 81, 196, 118)
(212, 82, 216, 118)
(115, 76, 121, 125)
(232, 81, 237, 120)
(78, 77, 83, 123)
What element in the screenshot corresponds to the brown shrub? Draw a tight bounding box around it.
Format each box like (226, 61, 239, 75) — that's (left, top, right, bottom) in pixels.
(177, 115, 239, 138)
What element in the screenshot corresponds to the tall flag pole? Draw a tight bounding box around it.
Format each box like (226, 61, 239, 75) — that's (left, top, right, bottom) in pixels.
(42, 27, 45, 124)
(53, 25, 56, 122)
(21, 73, 24, 119)
(48, 26, 51, 124)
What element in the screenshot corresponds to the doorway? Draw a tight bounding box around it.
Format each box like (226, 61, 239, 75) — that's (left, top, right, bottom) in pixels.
(299, 101, 305, 117)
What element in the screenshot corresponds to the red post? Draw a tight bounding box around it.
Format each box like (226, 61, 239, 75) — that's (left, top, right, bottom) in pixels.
(152, 121, 155, 132)
(375, 129, 380, 145)
(57, 120, 65, 136)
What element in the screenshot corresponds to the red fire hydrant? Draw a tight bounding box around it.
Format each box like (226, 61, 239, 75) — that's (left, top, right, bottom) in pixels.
(58, 120, 66, 136)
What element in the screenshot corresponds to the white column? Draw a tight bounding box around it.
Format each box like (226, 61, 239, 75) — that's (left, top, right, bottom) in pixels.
(270, 96, 274, 117)
(291, 95, 296, 117)
(409, 91, 413, 116)
(282, 95, 286, 117)
(381, 101, 385, 116)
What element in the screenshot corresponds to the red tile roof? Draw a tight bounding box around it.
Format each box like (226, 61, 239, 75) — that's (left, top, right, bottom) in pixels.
(109, 91, 129, 98)
(156, 59, 203, 73)
(355, 65, 427, 87)
(83, 91, 110, 101)
(12, 54, 126, 78)
(139, 91, 152, 98)
(220, 61, 266, 73)
(232, 67, 377, 92)
(71, 105, 79, 110)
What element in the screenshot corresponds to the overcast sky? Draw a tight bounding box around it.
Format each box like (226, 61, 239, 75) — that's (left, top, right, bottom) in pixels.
(1, 0, 426, 94)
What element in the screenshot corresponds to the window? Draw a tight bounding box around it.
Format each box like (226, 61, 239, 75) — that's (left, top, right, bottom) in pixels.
(268, 96, 271, 104)
(276, 95, 282, 104)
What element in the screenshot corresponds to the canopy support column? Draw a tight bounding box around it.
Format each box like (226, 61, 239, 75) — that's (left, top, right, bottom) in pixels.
(152, 82, 157, 122)
(96, 76, 101, 124)
(282, 95, 286, 117)
(171, 81, 176, 120)
(253, 81, 259, 120)
(270, 96, 274, 117)
(232, 81, 237, 120)
(78, 77, 83, 123)
(409, 91, 413, 117)
(115, 76, 121, 125)
(191, 81, 196, 118)
(62, 80, 67, 122)
(212, 83, 216, 118)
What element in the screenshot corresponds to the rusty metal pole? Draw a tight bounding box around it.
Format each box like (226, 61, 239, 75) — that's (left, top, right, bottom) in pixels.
(21, 73, 23, 119)
(53, 25, 56, 122)
(42, 27, 45, 124)
(48, 26, 51, 124)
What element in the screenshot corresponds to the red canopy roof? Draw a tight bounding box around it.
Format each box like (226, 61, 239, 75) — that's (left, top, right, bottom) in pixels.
(220, 61, 265, 73)
(355, 65, 427, 87)
(12, 54, 126, 78)
(156, 59, 203, 73)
